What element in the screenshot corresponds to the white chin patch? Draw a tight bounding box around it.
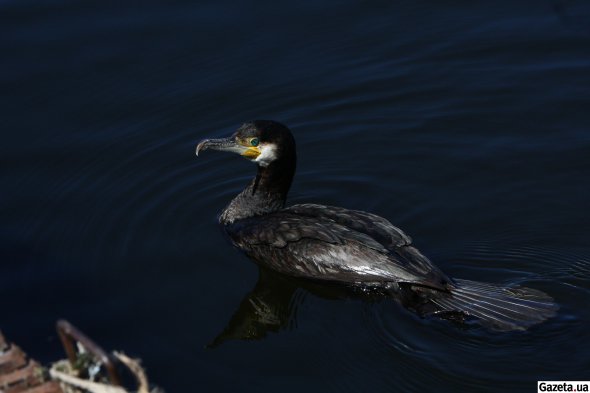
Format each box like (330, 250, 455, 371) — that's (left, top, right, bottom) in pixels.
(254, 143, 278, 167)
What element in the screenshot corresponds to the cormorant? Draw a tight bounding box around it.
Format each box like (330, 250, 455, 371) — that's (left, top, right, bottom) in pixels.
(196, 120, 557, 331)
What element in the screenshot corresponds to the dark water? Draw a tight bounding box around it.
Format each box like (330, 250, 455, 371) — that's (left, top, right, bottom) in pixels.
(2, 0, 590, 391)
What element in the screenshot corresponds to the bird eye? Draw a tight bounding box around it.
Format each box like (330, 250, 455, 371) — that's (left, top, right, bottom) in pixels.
(250, 138, 259, 147)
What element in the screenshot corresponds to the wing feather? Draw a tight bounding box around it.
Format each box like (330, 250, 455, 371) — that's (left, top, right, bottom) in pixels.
(225, 206, 451, 290)
(285, 204, 412, 249)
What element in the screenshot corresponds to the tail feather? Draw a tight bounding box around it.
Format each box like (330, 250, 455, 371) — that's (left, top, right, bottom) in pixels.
(431, 279, 558, 331)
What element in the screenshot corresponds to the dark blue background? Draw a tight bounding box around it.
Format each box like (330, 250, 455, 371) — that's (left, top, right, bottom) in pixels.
(2, 1, 589, 391)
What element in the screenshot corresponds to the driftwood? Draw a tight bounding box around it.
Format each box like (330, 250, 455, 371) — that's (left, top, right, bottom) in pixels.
(50, 353, 153, 393)
(1, 322, 160, 393)
(112, 352, 149, 393)
(50, 367, 127, 393)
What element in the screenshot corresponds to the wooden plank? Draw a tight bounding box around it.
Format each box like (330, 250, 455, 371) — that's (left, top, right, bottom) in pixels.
(19, 381, 63, 393)
(0, 361, 44, 392)
(0, 345, 28, 374)
(0, 333, 63, 393)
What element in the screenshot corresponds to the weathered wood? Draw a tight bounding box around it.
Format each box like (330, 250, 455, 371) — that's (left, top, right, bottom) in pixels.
(0, 334, 63, 393)
(19, 381, 63, 393)
(49, 369, 126, 393)
(0, 361, 44, 392)
(0, 345, 28, 374)
(0, 325, 149, 393)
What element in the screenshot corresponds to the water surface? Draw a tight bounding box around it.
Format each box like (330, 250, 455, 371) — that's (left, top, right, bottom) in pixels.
(1, 1, 590, 392)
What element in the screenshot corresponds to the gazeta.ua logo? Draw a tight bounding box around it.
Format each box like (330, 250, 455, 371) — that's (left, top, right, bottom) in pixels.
(538, 381, 590, 392)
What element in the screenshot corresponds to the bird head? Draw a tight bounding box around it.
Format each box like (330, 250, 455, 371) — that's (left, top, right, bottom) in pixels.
(196, 120, 295, 168)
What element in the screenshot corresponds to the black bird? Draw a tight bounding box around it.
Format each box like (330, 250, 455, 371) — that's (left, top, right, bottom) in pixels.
(196, 120, 557, 331)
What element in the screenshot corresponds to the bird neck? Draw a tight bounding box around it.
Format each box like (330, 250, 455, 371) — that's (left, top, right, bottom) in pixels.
(220, 158, 296, 225)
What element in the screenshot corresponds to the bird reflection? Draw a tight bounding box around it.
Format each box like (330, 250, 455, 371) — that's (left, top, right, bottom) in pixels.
(208, 267, 394, 348)
(208, 268, 297, 347)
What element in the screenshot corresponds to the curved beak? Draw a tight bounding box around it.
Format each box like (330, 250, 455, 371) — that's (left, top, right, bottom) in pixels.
(195, 137, 248, 156)
(196, 136, 262, 160)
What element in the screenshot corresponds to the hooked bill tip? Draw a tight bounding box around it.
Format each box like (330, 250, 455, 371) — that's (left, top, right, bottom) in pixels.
(195, 140, 208, 156)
